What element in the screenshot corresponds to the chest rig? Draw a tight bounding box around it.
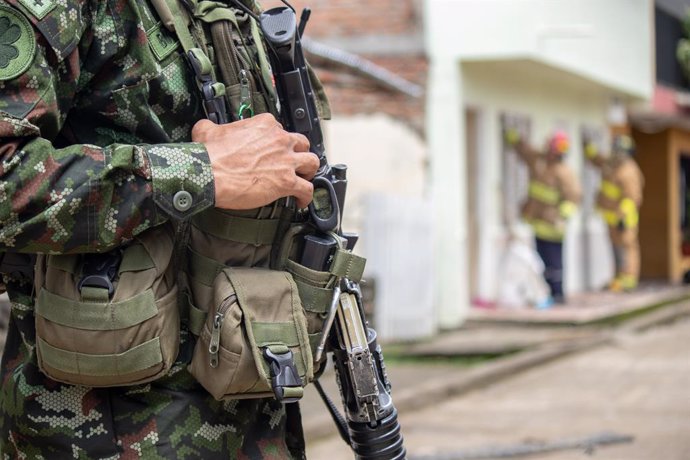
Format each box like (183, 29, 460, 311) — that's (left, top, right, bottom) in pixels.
(151, 0, 345, 403)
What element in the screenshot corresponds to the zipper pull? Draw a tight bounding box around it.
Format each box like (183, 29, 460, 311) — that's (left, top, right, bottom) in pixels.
(238, 69, 254, 119)
(209, 312, 224, 368)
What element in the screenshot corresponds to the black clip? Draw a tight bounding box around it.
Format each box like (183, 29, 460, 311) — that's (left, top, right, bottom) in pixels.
(263, 348, 303, 403)
(187, 49, 229, 124)
(77, 251, 122, 298)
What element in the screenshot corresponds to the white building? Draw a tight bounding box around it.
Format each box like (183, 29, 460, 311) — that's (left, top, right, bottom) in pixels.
(424, 0, 655, 328)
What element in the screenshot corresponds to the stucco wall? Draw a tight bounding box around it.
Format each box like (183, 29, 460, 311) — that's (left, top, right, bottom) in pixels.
(425, 0, 653, 99)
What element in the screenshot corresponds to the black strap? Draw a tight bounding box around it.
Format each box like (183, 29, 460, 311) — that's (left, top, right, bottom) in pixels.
(285, 402, 307, 460)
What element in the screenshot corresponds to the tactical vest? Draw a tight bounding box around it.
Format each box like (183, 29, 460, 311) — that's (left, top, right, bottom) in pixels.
(32, 0, 351, 404)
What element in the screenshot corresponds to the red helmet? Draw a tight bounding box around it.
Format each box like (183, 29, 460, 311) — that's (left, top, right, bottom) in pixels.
(548, 131, 570, 156)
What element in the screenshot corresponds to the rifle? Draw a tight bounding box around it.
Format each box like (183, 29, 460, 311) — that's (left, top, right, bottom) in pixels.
(258, 4, 406, 459)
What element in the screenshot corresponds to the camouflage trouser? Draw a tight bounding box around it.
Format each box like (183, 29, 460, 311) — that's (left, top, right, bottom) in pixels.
(0, 283, 305, 460)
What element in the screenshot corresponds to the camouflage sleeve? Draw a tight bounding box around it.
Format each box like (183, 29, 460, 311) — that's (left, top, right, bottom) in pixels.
(0, 2, 214, 254)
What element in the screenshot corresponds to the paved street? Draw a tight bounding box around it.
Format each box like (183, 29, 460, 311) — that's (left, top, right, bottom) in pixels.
(307, 318, 690, 460)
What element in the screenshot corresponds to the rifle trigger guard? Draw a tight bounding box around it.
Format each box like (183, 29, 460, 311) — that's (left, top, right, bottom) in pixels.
(309, 176, 340, 233)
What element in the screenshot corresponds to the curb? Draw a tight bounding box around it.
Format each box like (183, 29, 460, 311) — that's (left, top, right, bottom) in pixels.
(304, 298, 690, 441)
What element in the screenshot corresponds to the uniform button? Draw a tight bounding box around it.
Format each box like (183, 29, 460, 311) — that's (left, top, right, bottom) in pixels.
(173, 191, 193, 212)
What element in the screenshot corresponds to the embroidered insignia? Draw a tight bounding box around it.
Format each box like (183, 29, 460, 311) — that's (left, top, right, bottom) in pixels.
(17, 0, 57, 20)
(0, 5, 35, 81)
(147, 22, 179, 61)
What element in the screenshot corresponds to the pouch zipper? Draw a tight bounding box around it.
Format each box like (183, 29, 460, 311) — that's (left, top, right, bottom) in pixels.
(208, 293, 238, 368)
(229, 27, 258, 118)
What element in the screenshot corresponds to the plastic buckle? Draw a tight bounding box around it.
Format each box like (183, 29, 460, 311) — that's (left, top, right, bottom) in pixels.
(187, 49, 228, 124)
(263, 347, 303, 403)
(77, 251, 122, 298)
(201, 81, 229, 124)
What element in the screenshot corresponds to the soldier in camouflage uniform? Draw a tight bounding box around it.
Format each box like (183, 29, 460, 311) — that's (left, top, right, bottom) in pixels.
(0, 0, 320, 457)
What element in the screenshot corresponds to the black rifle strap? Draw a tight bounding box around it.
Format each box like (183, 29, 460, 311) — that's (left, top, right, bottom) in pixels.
(313, 379, 351, 445)
(285, 402, 306, 459)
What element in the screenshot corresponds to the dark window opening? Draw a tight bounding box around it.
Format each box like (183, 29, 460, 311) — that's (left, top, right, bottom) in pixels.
(656, 6, 687, 89)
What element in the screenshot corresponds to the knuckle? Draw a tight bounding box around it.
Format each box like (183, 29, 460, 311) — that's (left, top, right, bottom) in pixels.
(191, 119, 212, 141)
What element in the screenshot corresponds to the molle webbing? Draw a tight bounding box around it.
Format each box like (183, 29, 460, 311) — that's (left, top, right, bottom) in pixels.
(192, 209, 280, 246)
(36, 289, 158, 330)
(37, 337, 163, 377)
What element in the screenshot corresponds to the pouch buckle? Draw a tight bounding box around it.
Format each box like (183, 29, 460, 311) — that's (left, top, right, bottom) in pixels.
(77, 250, 122, 298)
(263, 347, 303, 403)
(187, 48, 229, 124)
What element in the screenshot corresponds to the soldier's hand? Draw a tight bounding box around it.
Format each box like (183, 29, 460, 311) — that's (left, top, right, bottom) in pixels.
(192, 114, 320, 210)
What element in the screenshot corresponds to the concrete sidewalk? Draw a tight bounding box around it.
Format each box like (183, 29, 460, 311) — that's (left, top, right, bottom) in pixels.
(303, 284, 690, 445)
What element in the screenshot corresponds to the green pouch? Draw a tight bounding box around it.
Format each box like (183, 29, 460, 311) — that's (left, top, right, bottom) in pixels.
(185, 206, 289, 334)
(33, 224, 179, 387)
(275, 224, 366, 370)
(188, 267, 312, 401)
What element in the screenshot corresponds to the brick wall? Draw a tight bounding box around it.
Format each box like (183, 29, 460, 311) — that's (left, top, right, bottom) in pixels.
(286, 0, 428, 134)
(287, 0, 421, 37)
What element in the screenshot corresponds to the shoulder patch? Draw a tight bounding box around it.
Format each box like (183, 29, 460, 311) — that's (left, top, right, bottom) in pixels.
(0, 5, 35, 81)
(17, 0, 57, 20)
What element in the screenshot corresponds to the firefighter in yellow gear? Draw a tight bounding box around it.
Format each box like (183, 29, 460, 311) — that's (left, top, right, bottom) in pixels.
(506, 129, 582, 304)
(584, 134, 644, 292)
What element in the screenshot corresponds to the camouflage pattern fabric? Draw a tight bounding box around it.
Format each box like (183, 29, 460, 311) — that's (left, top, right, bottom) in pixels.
(0, 0, 302, 457)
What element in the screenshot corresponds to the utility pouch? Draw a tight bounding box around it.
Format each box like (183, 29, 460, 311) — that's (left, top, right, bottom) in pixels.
(276, 225, 366, 369)
(184, 207, 288, 334)
(188, 267, 312, 402)
(33, 224, 179, 387)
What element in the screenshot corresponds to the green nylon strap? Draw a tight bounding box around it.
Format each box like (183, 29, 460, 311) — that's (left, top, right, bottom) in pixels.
(285, 259, 332, 286)
(187, 248, 224, 286)
(281, 386, 303, 400)
(164, 0, 197, 53)
(36, 288, 158, 331)
(329, 249, 366, 282)
(119, 244, 155, 273)
(79, 286, 111, 303)
(252, 322, 301, 348)
(194, 1, 240, 24)
(192, 210, 280, 246)
(47, 255, 78, 274)
(266, 343, 290, 354)
(293, 279, 332, 314)
(187, 298, 208, 336)
(37, 337, 163, 377)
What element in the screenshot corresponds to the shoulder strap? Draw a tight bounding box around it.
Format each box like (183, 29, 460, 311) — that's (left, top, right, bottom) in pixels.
(151, 0, 229, 123)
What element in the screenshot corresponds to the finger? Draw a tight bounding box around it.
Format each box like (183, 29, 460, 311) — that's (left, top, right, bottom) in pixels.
(294, 152, 320, 179)
(293, 178, 315, 209)
(290, 133, 310, 152)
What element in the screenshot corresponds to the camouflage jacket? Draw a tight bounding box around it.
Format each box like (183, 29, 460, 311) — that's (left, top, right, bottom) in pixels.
(0, 0, 304, 458)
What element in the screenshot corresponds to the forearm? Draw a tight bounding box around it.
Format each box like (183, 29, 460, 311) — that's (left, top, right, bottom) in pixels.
(0, 126, 214, 254)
